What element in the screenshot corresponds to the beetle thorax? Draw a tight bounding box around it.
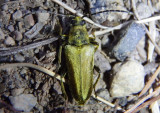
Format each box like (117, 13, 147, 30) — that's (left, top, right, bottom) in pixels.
(68, 25, 90, 46)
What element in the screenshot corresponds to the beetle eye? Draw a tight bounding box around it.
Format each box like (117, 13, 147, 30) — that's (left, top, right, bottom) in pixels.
(80, 20, 86, 25)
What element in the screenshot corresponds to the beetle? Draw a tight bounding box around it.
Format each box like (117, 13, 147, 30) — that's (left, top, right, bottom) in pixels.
(58, 16, 99, 105)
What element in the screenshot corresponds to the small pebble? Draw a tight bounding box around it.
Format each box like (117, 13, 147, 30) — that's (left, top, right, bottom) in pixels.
(0, 108, 4, 113)
(1, 11, 7, 17)
(0, 83, 6, 93)
(36, 12, 49, 23)
(96, 89, 110, 101)
(8, 25, 14, 32)
(95, 78, 106, 91)
(97, 110, 104, 113)
(11, 88, 25, 96)
(94, 50, 111, 73)
(12, 10, 23, 20)
(24, 14, 35, 28)
(14, 31, 23, 41)
(18, 21, 25, 32)
(136, 3, 152, 19)
(24, 22, 45, 39)
(53, 81, 62, 94)
(110, 60, 145, 97)
(9, 94, 37, 112)
(14, 54, 25, 62)
(5, 36, 15, 46)
(0, 28, 5, 40)
(110, 22, 146, 61)
(20, 68, 27, 75)
(1, 4, 8, 11)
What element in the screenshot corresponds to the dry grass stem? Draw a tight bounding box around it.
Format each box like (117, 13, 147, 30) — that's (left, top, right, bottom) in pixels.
(0, 63, 63, 82)
(51, 0, 108, 29)
(136, 15, 160, 24)
(139, 65, 160, 97)
(131, 95, 160, 113)
(0, 37, 58, 56)
(148, 21, 156, 61)
(92, 94, 124, 111)
(149, 88, 160, 113)
(125, 87, 160, 113)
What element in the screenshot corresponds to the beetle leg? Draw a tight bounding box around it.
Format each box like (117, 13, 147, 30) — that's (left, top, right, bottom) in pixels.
(93, 72, 101, 97)
(57, 45, 63, 71)
(57, 35, 67, 71)
(60, 73, 68, 99)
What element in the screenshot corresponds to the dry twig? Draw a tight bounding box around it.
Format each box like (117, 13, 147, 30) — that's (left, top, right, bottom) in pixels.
(131, 95, 160, 113)
(0, 37, 58, 56)
(125, 87, 160, 113)
(149, 88, 160, 113)
(131, 0, 160, 55)
(51, 0, 108, 29)
(139, 65, 160, 97)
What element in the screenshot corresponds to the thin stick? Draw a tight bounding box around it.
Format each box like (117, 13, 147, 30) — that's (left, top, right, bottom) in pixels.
(131, 0, 160, 55)
(0, 63, 64, 82)
(143, 26, 160, 55)
(51, 0, 108, 29)
(92, 94, 124, 111)
(139, 65, 160, 97)
(148, 21, 156, 62)
(125, 87, 160, 113)
(132, 95, 160, 113)
(149, 88, 160, 113)
(136, 15, 160, 24)
(0, 37, 58, 56)
(89, 21, 131, 37)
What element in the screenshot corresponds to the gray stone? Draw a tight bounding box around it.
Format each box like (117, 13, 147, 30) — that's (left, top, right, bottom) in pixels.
(0, 28, 5, 40)
(88, 0, 128, 24)
(94, 50, 111, 73)
(8, 25, 14, 32)
(25, 22, 45, 39)
(97, 110, 104, 113)
(14, 31, 23, 41)
(1, 4, 8, 11)
(14, 54, 25, 62)
(36, 12, 49, 23)
(9, 94, 37, 112)
(96, 89, 110, 101)
(136, 3, 152, 19)
(110, 60, 145, 97)
(24, 14, 35, 28)
(12, 10, 22, 20)
(4, 36, 15, 46)
(94, 78, 106, 91)
(110, 22, 146, 61)
(11, 88, 25, 96)
(53, 81, 62, 94)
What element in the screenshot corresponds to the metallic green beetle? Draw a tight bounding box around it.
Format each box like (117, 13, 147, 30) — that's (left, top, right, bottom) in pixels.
(59, 16, 98, 105)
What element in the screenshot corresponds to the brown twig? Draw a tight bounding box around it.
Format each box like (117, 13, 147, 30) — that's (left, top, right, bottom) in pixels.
(131, 95, 160, 113)
(0, 37, 58, 56)
(0, 63, 64, 82)
(125, 87, 160, 113)
(131, 0, 160, 55)
(139, 65, 160, 97)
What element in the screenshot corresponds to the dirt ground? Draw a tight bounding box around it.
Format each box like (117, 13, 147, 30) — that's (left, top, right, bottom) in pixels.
(0, 0, 160, 113)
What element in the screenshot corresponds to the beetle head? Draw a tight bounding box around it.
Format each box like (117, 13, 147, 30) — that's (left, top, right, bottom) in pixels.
(71, 16, 86, 26)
